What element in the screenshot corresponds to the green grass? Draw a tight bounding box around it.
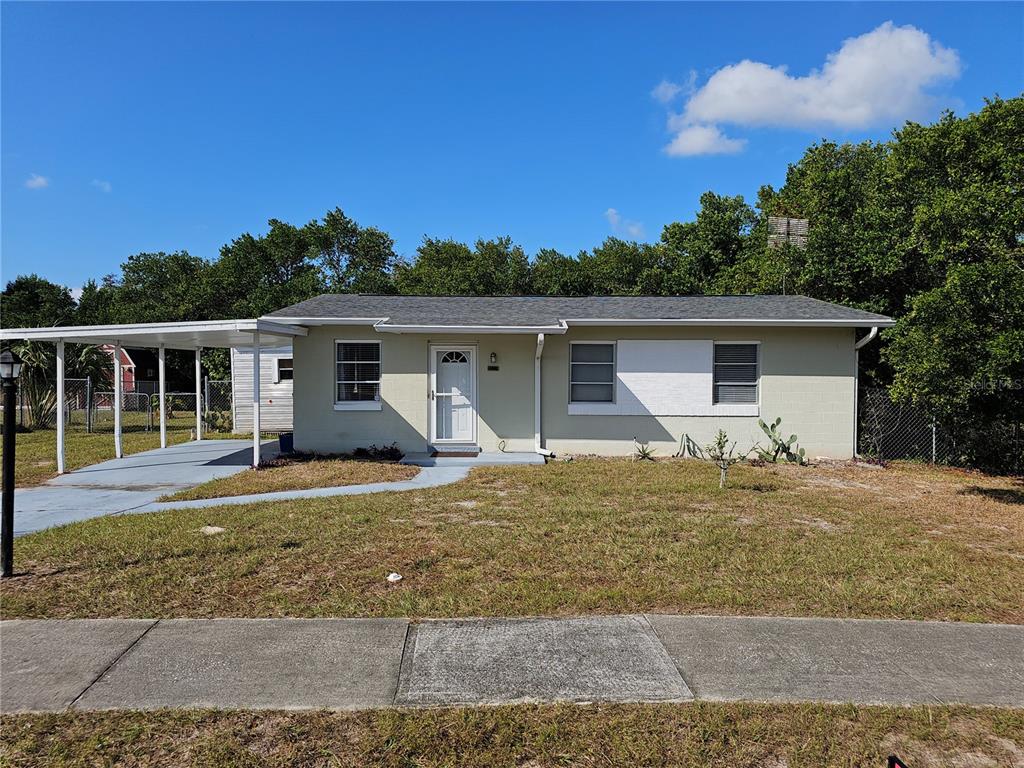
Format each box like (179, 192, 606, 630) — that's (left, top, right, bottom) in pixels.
(2, 703, 1022, 767)
(3, 459, 1022, 622)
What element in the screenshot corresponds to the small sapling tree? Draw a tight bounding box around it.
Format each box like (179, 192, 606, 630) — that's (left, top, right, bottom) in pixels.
(706, 429, 752, 488)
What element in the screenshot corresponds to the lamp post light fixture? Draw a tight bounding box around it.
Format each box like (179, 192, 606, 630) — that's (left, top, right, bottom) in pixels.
(1, 347, 23, 578)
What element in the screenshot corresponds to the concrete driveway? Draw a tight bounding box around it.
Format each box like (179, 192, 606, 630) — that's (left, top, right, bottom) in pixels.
(13, 439, 278, 537)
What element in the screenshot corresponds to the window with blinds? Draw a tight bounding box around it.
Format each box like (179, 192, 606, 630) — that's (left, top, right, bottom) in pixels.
(336, 342, 381, 402)
(570, 342, 615, 403)
(276, 358, 294, 382)
(713, 343, 758, 404)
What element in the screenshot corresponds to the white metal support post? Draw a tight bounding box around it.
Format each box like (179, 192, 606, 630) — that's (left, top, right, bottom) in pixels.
(195, 348, 203, 441)
(534, 333, 543, 453)
(56, 341, 65, 474)
(252, 331, 261, 467)
(113, 342, 123, 458)
(158, 344, 167, 449)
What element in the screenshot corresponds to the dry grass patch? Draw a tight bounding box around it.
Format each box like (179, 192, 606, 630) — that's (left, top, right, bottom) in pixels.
(160, 455, 419, 501)
(2, 704, 1022, 767)
(2, 459, 1023, 621)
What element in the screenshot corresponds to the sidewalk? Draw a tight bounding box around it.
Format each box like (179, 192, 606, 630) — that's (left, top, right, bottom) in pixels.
(2, 615, 1021, 713)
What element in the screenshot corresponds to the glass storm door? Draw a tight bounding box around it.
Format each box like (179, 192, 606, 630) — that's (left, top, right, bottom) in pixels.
(432, 347, 475, 443)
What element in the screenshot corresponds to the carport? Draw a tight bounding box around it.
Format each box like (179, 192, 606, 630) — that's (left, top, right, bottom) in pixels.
(0, 319, 307, 469)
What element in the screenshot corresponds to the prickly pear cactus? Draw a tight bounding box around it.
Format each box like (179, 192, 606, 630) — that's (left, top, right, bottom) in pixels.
(757, 417, 807, 465)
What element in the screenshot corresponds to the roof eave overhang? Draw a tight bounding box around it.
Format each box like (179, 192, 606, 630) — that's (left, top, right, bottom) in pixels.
(563, 318, 896, 327)
(0, 319, 308, 350)
(373, 321, 569, 335)
(259, 316, 388, 326)
(263, 316, 893, 330)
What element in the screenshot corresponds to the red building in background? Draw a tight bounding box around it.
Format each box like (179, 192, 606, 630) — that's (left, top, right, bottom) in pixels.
(100, 345, 137, 392)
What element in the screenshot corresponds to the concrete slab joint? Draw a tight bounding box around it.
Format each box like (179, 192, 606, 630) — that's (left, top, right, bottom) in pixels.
(0, 619, 158, 713)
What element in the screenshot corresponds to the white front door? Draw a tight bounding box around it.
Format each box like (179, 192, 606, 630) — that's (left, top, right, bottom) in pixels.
(431, 346, 476, 444)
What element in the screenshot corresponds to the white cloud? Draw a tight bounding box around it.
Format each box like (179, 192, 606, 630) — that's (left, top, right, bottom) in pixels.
(625, 221, 645, 239)
(70, 286, 84, 301)
(665, 124, 746, 157)
(91, 179, 112, 193)
(25, 173, 49, 189)
(651, 79, 683, 104)
(604, 207, 646, 239)
(659, 22, 961, 156)
(651, 71, 697, 104)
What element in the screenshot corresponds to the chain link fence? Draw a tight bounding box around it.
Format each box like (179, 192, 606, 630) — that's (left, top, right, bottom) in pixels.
(10, 377, 236, 435)
(203, 379, 233, 433)
(858, 388, 947, 464)
(858, 387, 1023, 473)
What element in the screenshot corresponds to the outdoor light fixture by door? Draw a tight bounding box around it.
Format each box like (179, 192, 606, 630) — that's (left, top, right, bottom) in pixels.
(1, 347, 23, 578)
(489, 352, 497, 364)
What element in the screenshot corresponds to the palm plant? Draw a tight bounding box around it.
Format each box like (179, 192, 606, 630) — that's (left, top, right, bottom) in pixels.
(632, 437, 656, 462)
(11, 341, 110, 427)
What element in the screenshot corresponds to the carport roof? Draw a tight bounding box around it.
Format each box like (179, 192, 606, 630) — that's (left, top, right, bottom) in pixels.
(0, 318, 306, 350)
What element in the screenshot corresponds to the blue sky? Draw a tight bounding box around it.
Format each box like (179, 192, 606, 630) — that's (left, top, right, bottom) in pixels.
(2, 2, 1021, 291)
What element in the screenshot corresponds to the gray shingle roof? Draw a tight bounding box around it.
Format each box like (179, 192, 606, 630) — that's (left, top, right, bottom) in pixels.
(266, 294, 893, 326)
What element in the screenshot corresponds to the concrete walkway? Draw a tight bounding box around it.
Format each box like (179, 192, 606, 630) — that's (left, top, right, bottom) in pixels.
(130, 452, 543, 514)
(13, 440, 278, 536)
(16, 446, 542, 532)
(2, 615, 1021, 713)
(131, 465, 472, 514)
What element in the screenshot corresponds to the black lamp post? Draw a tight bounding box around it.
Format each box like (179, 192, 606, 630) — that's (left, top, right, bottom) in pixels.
(1, 347, 23, 578)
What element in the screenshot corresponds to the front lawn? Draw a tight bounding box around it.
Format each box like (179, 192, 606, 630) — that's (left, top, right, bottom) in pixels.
(3, 458, 1022, 622)
(159, 454, 419, 501)
(3, 703, 1022, 767)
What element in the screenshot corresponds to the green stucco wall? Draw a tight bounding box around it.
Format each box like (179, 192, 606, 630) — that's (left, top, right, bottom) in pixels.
(293, 324, 857, 458)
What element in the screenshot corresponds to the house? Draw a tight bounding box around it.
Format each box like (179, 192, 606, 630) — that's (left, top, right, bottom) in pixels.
(230, 345, 294, 432)
(0, 295, 894, 470)
(262, 294, 894, 459)
(99, 346, 169, 393)
(121, 348, 164, 392)
(100, 345, 137, 391)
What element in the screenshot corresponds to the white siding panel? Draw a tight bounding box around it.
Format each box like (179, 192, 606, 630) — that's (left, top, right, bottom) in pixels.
(568, 339, 735, 416)
(231, 346, 294, 431)
(616, 340, 712, 415)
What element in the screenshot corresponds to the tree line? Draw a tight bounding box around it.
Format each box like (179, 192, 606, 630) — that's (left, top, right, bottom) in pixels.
(3, 97, 1021, 469)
